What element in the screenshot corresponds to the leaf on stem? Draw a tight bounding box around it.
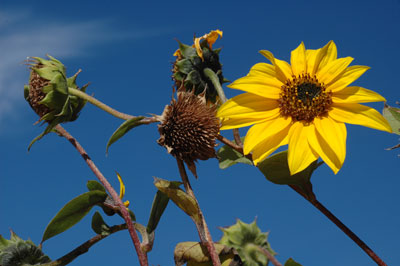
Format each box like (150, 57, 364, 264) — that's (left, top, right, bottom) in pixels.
(41, 190, 107, 244)
(174, 241, 237, 266)
(146, 190, 170, 234)
(91, 211, 111, 236)
(284, 258, 303, 266)
(383, 103, 400, 135)
(106, 116, 145, 154)
(86, 180, 106, 193)
(153, 177, 201, 223)
(217, 138, 252, 169)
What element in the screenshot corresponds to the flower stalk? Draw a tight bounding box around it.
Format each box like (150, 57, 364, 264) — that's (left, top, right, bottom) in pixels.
(54, 125, 149, 266)
(176, 158, 221, 266)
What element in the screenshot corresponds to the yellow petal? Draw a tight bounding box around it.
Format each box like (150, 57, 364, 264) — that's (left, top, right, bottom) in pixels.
(194, 30, 223, 60)
(259, 50, 293, 82)
(243, 116, 292, 154)
(217, 93, 279, 118)
(317, 41, 337, 71)
(329, 103, 392, 132)
(332, 86, 386, 103)
(309, 117, 347, 174)
(248, 63, 277, 78)
(220, 116, 271, 130)
(287, 122, 319, 175)
(252, 125, 291, 165)
(227, 75, 282, 99)
(123, 200, 130, 208)
(327, 66, 370, 92)
(317, 57, 354, 85)
(291, 42, 307, 76)
(306, 41, 333, 76)
(116, 172, 125, 199)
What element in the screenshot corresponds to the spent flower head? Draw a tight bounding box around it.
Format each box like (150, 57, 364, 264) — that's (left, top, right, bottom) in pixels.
(24, 55, 88, 149)
(173, 30, 227, 104)
(217, 41, 391, 175)
(157, 87, 220, 177)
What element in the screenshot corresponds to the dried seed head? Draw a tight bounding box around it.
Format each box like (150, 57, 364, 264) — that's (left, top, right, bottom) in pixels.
(157, 89, 220, 177)
(27, 63, 51, 118)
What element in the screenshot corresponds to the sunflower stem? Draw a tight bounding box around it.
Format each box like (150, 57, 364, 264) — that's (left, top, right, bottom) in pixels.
(290, 185, 387, 266)
(55, 125, 149, 266)
(44, 224, 128, 266)
(176, 158, 221, 266)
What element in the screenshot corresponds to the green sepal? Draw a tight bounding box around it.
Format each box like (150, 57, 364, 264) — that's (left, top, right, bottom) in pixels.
(91, 211, 111, 236)
(153, 177, 201, 223)
(174, 241, 236, 266)
(41, 190, 107, 244)
(217, 138, 252, 169)
(257, 150, 321, 199)
(284, 258, 303, 266)
(27, 121, 58, 151)
(146, 190, 170, 234)
(383, 103, 400, 135)
(106, 116, 145, 154)
(86, 180, 106, 193)
(178, 41, 197, 58)
(176, 58, 194, 74)
(23, 85, 29, 101)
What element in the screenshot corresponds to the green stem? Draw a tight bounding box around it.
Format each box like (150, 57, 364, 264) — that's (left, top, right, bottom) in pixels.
(203, 68, 227, 103)
(68, 87, 134, 120)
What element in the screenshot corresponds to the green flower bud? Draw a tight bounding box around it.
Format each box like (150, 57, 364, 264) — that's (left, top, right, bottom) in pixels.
(219, 219, 276, 266)
(173, 30, 228, 104)
(24, 55, 88, 149)
(0, 231, 51, 266)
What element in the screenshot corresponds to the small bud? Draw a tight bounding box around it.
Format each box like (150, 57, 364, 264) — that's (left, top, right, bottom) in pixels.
(157, 87, 220, 177)
(172, 30, 227, 104)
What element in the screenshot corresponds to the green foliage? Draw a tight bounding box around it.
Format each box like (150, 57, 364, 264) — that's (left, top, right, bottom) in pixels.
(284, 258, 303, 266)
(146, 190, 170, 234)
(91, 211, 111, 236)
(86, 180, 106, 193)
(217, 138, 252, 169)
(41, 190, 107, 243)
(153, 178, 201, 223)
(383, 103, 400, 135)
(174, 241, 237, 266)
(106, 116, 145, 153)
(0, 231, 51, 266)
(219, 219, 275, 266)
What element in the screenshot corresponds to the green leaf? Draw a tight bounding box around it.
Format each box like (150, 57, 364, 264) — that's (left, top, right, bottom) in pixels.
(383, 104, 400, 135)
(91, 211, 111, 236)
(284, 258, 303, 266)
(217, 139, 252, 169)
(153, 178, 200, 223)
(106, 116, 145, 153)
(176, 58, 194, 74)
(41, 190, 107, 244)
(178, 41, 197, 58)
(174, 242, 236, 266)
(86, 180, 106, 193)
(146, 190, 170, 234)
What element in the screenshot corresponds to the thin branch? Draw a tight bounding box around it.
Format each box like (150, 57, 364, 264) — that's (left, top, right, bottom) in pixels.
(256, 246, 282, 266)
(290, 185, 387, 266)
(47, 224, 127, 266)
(55, 125, 149, 266)
(232, 129, 242, 147)
(69, 87, 157, 125)
(176, 158, 221, 266)
(216, 135, 252, 161)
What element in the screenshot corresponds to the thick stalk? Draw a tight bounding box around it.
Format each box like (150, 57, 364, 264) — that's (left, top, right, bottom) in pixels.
(69, 87, 157, 125)
(290, 184, 387, 266)
(176, 158, 221, 266)
(55, 125, 149, 266)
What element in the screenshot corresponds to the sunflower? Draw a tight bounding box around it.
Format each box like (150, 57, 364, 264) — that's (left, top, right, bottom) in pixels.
(217, 41, 392, 175)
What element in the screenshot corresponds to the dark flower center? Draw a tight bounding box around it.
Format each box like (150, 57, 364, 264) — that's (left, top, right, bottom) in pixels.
(278, 73, 332, 123)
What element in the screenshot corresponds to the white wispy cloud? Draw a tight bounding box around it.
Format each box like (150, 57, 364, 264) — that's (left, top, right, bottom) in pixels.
(0, 9, 174, 125)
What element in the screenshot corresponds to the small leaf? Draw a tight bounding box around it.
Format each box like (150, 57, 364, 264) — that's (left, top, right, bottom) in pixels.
(174, 242, 236, 266)
(383, 104, 400, 135)
(217, 139, 252, 169)
(86, 180, 106, 192)
(284, 258, 303, 266)
(106, 116, 145, 153)
(41, 190, 107, 243)
(153, 178, 200, 223)
(146, 190, 170, 234)
(91, 211, 111, 236)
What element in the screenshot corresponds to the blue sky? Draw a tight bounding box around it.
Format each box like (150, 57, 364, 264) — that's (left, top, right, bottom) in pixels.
(0, 1, 399, 266)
